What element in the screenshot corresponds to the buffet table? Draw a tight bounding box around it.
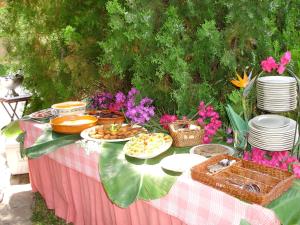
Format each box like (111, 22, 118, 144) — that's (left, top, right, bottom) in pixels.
(21, 121, 280, 225)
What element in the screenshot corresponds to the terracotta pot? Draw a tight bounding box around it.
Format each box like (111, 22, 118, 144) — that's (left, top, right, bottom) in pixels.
(87, 110, 125, 125)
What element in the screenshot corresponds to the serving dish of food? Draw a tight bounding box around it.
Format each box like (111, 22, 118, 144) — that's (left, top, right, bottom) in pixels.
(50, 115, 98, 134)
(80, 124, 146, 142)
(87, 110, 125, 125)
(124, 133, 173, 159)
(51, 101, 86, 116)
(190, 144, 235, 158)
(29, 108, 53, 120)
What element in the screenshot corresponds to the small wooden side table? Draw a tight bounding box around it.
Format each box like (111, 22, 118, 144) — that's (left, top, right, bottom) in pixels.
(0, 94, 32, 121)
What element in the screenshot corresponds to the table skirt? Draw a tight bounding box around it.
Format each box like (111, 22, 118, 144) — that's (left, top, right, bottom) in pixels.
(29, 155, 186, 225)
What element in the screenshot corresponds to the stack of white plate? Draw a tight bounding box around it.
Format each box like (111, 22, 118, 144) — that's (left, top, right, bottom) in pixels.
(257, 76, 297, 112)
(248, 115, 298, 151)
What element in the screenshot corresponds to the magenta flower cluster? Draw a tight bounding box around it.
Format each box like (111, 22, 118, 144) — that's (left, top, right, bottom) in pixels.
(90, 92, 114, 110)
(244, 148, 300, 178)
(197, 101, 222, 144)
(125, 88, 155, 124)
(159, 114, 178, 130)
(90, 88, 155, 125)
(261, 51, 291, 74)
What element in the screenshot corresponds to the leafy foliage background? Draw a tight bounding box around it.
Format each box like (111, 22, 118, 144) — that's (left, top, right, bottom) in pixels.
(0, 0, 299, 117)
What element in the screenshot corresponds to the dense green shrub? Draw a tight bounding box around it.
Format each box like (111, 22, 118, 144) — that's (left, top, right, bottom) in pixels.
(0, 0, 299, 118)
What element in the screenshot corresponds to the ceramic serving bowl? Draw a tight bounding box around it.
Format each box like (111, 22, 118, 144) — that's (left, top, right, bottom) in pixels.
(51, 101, 86, 116)
(50, 115, 98, 134)
(87, 110, 125, 125)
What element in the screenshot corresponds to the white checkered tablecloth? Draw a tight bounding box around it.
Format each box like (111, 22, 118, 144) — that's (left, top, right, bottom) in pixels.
(21, 121, 280, 225)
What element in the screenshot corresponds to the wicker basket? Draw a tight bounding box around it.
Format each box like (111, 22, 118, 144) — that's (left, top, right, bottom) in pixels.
(168, 120, 204, 147)
(191, 155, 295, 205)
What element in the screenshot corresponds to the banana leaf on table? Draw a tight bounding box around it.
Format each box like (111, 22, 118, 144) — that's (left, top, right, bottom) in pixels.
(21, 129, 80, 158)
(267, 179, 300, 225)
(99, 143, 189, 208)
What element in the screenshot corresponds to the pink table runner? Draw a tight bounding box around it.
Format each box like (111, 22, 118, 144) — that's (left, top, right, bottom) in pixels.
(21, 121, 280, 225)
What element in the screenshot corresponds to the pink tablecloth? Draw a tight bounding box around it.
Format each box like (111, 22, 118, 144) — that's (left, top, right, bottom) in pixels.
(22, 121, 280, 225)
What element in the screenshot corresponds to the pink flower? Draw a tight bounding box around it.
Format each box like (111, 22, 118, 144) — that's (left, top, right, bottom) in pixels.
(277, 64, 286, 74)
(247, 147, 300, 178)
(293, 164, 300, 178)
(280, 51, 291, 66)
(206, 128, 217, 136)
(226, 128, 233, 134)
(197, 118, 204, 125)
(198, 101, 205, 111)
(199, 111, 206, 117)
(261, 57, 278, 73)
(243, 151, 251, 161)
(160, 114, 178, 130)
(197, 101, 222, 144)
(226, 137, 233, 144)
(203, 135, 212, 144)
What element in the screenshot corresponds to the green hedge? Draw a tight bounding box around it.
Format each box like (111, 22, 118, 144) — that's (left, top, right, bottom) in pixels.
(0, 0, 299, 117)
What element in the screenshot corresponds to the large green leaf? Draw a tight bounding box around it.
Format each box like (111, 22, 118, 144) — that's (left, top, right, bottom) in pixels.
(225, 104, 249, 149)
(267, 180, 300, 225)
(99, 143, 189, 207)
(22, 129, 80, 158)
(1, 120, 23, 138)
(239, 219, 251, 225)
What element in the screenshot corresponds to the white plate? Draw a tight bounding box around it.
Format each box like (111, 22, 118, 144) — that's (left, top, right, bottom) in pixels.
(257, 87, 297, 92)
(257, 104, 297, 109)
(257, 107, 297, 112)
(124, 133, 173, 159)
(257, 95, 297, 99)
(248, 136, 298, 145)
(248, 132, 299, 146)
(249, 133, 298, 140)
(257, 97, 297, 101)
(257, 86, 297, 90)
(257, 102, 297, 107)
(249, 128, 297, 135)
(257, 92, 297, 96)
(257, 94, 297, 98)
(249, 130, 299, 138)
(252, 115, 290, 129)
(248, 138, 296, 146)
(189, 144, 235, 157)
(249, 135, 297, 141)
(248, 142, 292, 151)
(80, 124, 144, 142)
(249, 118, 297, 133)
(160, 153, 207, 172)
(257, 76, 297, 84)
(29, 108, 53, 120)
(259, 108, 297, 113)
(257, 84, 297, 88)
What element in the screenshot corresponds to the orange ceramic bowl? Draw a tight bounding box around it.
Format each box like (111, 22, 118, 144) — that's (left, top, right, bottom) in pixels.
(50, 115, 98, 134)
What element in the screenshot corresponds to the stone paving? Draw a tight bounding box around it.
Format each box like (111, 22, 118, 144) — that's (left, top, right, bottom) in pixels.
(0, 87, 33, 225)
